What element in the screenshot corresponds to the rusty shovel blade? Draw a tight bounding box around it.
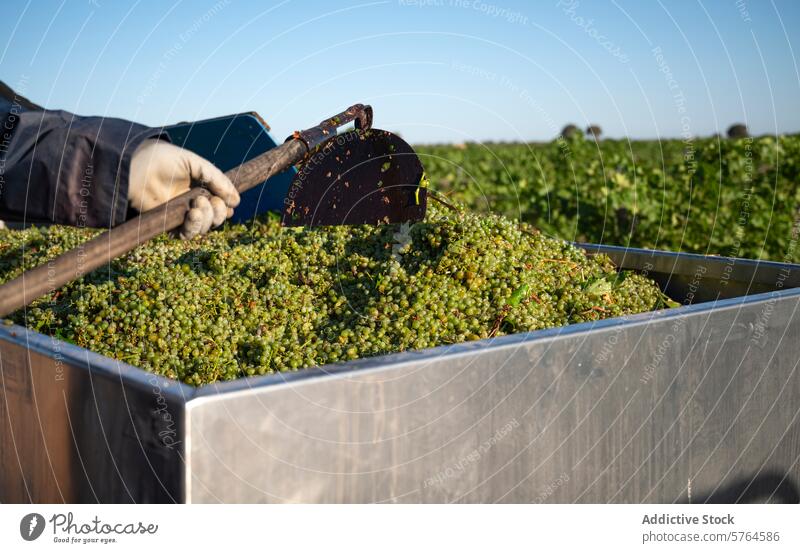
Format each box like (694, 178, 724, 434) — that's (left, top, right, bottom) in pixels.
(281, 129, 427, 227)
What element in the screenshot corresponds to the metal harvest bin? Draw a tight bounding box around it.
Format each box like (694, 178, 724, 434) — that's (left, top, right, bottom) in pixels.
(1, 245, 799, 503)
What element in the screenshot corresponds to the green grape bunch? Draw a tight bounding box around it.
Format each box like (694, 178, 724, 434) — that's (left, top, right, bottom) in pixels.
(0, 206, 675, 386)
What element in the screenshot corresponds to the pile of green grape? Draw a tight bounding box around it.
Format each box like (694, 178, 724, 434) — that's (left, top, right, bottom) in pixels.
(0, 207, 676, 385)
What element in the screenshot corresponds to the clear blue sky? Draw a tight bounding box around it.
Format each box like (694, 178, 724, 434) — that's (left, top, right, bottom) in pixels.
(1, 0, 798, 143)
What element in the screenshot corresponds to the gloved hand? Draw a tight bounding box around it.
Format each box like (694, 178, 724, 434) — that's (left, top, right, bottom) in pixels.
(128, 139, 240, 239)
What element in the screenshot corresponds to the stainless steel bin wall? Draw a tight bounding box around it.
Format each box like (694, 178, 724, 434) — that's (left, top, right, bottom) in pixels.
(2, 245, 799, 503)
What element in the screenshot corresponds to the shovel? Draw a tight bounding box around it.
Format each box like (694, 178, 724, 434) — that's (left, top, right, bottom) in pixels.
(0, 104, 427, 317)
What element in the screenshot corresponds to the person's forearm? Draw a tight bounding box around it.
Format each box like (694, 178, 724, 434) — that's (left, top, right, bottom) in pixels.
(0, 88, 164, 228)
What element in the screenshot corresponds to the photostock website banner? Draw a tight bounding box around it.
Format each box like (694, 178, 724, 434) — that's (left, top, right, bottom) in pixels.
(1, 505, 799, 551)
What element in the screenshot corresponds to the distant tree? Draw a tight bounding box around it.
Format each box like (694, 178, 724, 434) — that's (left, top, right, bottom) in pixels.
(727, 124, 749, 139)
(586, 125, 602, 139)
(560, 124, 581, 139)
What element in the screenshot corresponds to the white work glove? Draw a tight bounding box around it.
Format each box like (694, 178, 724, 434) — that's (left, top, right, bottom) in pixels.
(128, 139, 240, 239)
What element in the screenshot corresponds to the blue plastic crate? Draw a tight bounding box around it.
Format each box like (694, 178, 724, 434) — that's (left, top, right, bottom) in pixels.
(165, 112, 295, 222)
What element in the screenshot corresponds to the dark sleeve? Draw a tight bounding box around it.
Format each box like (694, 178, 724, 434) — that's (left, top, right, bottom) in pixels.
(0, 88, 166, 228)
